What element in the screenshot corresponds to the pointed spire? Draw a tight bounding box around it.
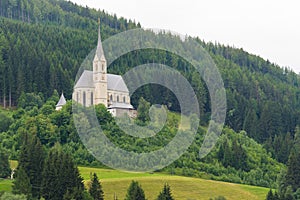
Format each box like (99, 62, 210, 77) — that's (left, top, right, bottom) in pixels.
(56, 93, 66, 107)
(96, 17, 105, 59)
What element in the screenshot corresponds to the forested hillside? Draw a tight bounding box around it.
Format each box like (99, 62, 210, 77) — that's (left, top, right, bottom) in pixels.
(0, 0, 300, 192)
(1, 0, 300, 161)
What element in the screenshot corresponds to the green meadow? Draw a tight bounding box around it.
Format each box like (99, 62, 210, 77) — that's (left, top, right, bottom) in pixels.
(0, 162, 269, 200)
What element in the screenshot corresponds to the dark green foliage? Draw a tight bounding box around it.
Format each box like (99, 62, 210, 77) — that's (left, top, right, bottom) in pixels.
(0, 0, 140, 107)
(136, 97, 150, 125)
(13, 132, 44, 199)
(0, 0, 298, 190)
(285, 149, 300, 191)
(0, 148, 11, 178)
(125, 181, 146, 200)
(209, 196, 226, 200)
(0, 0, 298, 158)
(266, 133, 294, 164)
(17, 92, 43, 110)
(12, 167, 32, 198)
(157, 184, 174, 200)
(0, 112, 12, 133)
(217, 137, 249, 171)
(276, 136, 300, 199)
(41, 146, 85, 200)
(0, 192, 27, 200)
(266, 190, 274, 200)
(89, 173, 104, 200)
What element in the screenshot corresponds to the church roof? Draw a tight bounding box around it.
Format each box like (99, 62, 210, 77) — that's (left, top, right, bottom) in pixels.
(74, 70, 94, 89)
(74, 70, 129, 93)
(108, 102, 134, 109)
(56, 93, 66, 107)
(107, 74, 129, 92)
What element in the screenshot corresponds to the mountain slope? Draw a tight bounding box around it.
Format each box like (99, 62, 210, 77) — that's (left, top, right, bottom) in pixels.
(0, 0, 299, 171)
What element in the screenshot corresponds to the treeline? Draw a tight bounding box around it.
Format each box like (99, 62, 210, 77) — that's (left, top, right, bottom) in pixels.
(0, 0, 140, 30)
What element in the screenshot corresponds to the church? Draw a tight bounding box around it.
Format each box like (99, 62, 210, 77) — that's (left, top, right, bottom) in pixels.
(71, 20, 135, 117)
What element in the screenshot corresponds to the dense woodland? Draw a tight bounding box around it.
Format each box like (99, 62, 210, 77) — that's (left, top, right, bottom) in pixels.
(0, 0, 300, 199)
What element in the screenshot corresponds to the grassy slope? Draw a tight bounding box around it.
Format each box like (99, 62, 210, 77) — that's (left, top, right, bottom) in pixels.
(82, 166, 269, 200)
(3, 162, 268, 200)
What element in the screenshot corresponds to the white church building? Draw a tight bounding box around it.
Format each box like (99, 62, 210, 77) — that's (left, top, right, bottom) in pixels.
(71, 20, 135, 117)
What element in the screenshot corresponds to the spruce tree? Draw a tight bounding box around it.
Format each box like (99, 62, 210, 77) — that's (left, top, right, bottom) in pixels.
(89, 173, 104, 200)
(42, 146, 85, 200)
(12, 167, 32, 198)
(125, 181, 146, 200)
(286, 149, 300, 191)
(136, 97, 150, 125)
(266, 189, 274, 200)
(157, 184, 174, 200)
(0, 148, 11, 178)
(13, 132, 45, 199)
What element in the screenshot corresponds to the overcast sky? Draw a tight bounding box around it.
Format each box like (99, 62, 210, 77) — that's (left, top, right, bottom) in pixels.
(70, 0, 300, 73)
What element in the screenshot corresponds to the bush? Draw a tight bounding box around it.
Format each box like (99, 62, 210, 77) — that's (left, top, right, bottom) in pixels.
(0, 192, 27, 200)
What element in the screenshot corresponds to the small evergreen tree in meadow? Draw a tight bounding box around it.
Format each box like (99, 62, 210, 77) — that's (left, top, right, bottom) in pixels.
(125, 181, 146, 200)
(157, 184, 174, 200)
(89, 173, 104, 200)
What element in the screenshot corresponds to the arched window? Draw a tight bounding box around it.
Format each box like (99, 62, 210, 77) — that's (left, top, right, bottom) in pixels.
(102, 64, 104, 71)
(83, 91, 86, 107)
(91, 92, 93, 105)
(123, 96, 126, 103)
(117, 96, 119, 102)
(110, 95, 113, 102)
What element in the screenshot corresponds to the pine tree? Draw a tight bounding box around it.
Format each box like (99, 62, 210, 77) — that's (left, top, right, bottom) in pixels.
(0, 148, 11, 178)
(89, 173, 104, 200)
(157, 184, 174, 200)
(125, 181, 146, 200)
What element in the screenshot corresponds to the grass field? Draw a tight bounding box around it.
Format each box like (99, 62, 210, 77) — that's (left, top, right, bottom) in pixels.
(1, 161, 269, 200)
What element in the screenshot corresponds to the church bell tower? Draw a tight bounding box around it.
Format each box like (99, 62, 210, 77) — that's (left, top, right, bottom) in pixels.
(93, 18, 108, 107)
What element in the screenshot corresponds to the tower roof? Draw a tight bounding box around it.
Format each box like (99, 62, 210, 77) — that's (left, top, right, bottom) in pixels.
(95, 18, 105, 59)
(56, 93, 66, 107)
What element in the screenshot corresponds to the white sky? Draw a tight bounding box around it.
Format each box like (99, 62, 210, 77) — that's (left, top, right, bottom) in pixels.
(70, 0, 300, 73)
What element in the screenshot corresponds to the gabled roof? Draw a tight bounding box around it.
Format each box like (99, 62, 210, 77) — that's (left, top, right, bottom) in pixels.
(74, 70, 129, 93)
(107, 74, 129, 92)
(56, 93, 66, 107)
(74, 70, 94, 89)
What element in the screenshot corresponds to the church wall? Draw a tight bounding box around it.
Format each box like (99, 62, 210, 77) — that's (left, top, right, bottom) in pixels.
(73, 88, 95, 107)
(108, 108, 137, 118)
(107, 90, 130, 105)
